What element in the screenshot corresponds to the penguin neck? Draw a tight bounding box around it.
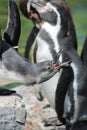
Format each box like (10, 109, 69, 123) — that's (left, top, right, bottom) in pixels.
(39, 17, 68, 55)
(40, 3, 61, 34)
(41, 20, 61, 42)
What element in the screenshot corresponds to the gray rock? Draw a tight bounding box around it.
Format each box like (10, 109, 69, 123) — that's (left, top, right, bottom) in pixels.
(0, 94, 26, 130)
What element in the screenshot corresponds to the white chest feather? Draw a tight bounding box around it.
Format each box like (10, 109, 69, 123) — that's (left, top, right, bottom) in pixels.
(32, 21, 61, 62)
(36, 37, 53, 62)
(32, 9, 62, 109)
(42, 21, 61, 52)
(0, 63, 24, 86)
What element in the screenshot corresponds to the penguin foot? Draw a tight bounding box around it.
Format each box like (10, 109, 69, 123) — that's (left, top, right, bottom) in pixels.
(42, 104, 50, 109)
(42, 117, 63, 127)
(66, 119, 71, 130)
(0, 88, 23, 99)
(0, 88, 16, 96)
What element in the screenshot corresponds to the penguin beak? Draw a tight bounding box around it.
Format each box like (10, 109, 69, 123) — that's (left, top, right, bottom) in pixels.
(53, 51, 72, 70)
(29, 0, 57, 24)
(30, 0, 52, 13)
(44, 60, 72, 72)
(30, 0, 46, 11)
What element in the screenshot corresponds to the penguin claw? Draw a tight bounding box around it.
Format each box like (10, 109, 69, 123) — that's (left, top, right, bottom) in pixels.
(50, 51, 72, 71)
(59, 60, 72, 68)
(50, 60, 72, 71)
(0, 88, 23, 99)
(42, 104, 50, 109)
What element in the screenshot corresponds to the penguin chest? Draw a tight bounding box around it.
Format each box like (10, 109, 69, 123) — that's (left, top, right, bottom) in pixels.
(32, 36, 53, 63)
(31, 29, 62, 109)
(40, 72, 62, 109)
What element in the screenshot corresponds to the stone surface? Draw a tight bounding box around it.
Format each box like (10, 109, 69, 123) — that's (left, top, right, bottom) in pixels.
(0, 91, 26, 130)
(13, 85, 65, 130)
(0, 85, 65, 130)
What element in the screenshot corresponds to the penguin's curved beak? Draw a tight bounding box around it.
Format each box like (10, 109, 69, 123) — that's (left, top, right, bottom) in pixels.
(54, 51, 72, 69)
(28, 0, 57, 24)
(30, 0, 47, 12)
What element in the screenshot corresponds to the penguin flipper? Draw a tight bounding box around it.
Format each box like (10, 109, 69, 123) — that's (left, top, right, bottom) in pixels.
(4, 0, 21, 46)
(0, 88, 16, 96)
(25, 26, 39, 59)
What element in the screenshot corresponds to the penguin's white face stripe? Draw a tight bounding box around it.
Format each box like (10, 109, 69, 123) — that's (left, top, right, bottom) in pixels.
(41, 3, 61, 52)
(41, 16, 61, 53)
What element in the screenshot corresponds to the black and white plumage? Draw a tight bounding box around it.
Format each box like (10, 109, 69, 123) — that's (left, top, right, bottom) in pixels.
(19, 0, 77, 59)
(0, 39, 60, 86)
(4, 0, 21, 47)
(59, 36, 87, 130)
(0, 0, 62, 95)
(20, 1, 87, 130)
(0, 0, 21, 95)
(24, 0, 76, 124)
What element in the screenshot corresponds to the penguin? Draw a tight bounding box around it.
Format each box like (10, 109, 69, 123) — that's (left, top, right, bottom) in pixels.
(19, 0, 77, 59)
(20, 0, 76, 126)
(0, 0, 21, 95)
(0, 39, 62, 86)
(0, 0, 63, 95)
(59, 35, 87, 130)
(19, 0, 40, 58)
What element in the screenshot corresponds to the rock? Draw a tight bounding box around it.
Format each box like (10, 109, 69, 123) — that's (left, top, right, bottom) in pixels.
(0, 85, 65, 130)
(0, 92, 26, 130)
(13, 85, 65, 130)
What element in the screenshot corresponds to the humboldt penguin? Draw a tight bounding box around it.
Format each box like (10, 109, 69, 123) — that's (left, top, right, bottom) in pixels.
(21, 0, 76, 126)
(0, 0, 64, 95)
(59, 36, 87, 130)
(0, 0, 21, 95)
(19, 0, 77, 59)
(0, 39, 62, 86)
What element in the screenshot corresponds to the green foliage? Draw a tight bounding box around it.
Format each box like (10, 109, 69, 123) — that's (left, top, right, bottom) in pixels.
(68, 0, 87, 6)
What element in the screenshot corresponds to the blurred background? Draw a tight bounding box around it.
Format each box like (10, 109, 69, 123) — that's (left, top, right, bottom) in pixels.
(0, 0, 87, 55)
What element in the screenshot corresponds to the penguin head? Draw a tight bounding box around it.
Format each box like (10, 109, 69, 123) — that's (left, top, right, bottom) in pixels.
(19, 0, 68, 26)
